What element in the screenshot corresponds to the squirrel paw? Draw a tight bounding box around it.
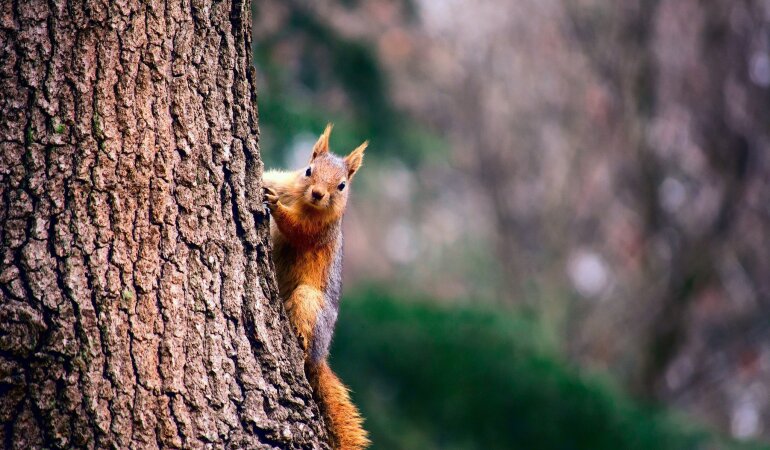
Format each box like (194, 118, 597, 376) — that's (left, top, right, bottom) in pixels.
(300, 336, 308, 351)
(262, 186, 281, 212)
(293, 326, 308, 350)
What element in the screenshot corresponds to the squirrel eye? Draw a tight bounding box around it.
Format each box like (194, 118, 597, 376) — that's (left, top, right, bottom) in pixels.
(337, 181, 346, 191)
(305, 166, 312, 177)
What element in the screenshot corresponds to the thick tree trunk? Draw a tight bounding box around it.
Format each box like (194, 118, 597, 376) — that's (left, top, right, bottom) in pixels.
(0, 0, 330, 448)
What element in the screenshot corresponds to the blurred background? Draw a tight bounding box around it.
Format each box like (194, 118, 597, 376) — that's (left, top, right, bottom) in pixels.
(251, 1, 770, 448)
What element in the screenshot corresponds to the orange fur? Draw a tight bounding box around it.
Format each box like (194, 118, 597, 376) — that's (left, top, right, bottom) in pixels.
(344, 141, 367, 179)
(308, 362, 371, 450)
(264, 124, 369, 449)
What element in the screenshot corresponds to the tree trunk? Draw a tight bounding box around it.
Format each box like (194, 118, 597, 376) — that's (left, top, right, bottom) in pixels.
(0, 0, 330, 448)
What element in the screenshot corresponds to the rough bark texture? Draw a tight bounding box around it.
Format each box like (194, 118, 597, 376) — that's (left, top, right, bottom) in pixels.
(0, 0, 330, 448)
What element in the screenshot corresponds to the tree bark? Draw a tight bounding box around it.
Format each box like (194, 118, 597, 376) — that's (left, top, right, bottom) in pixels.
(0, 0, 330, 448)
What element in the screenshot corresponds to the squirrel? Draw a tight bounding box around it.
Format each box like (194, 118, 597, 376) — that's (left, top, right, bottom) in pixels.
(262, 124, 370, 450)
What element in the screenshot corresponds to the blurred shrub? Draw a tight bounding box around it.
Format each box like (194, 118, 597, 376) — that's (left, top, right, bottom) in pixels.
(331, 288, 767, 450)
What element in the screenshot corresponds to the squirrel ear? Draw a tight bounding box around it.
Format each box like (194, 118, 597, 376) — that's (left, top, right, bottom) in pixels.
(345, 141, 367, 179)
(311, 123, 333, 160)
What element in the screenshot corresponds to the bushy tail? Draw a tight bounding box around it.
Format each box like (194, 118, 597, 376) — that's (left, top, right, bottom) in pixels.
(308, 361, 370, 450)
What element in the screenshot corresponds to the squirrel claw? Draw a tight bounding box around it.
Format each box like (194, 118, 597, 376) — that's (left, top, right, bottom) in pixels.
(262, 187, 280, 211)
(294, 327, 308, 350)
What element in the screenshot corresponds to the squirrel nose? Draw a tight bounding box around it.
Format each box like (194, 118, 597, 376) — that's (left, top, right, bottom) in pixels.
(311, 189, 325, 200)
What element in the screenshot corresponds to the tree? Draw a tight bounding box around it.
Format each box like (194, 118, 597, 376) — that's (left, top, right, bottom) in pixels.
(0, 0, 330, 447)
(569, 0, 770, 402)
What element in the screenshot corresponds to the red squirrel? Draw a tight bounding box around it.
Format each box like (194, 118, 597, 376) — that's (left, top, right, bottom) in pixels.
(262, 124, 369, 450)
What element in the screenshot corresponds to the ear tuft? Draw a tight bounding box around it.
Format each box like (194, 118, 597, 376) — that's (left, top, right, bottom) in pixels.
(311, 123, 333, 160)
(345, 141, 367, 179)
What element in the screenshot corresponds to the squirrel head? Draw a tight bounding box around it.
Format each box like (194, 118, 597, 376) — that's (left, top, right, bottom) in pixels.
(296, 124, 366, 216)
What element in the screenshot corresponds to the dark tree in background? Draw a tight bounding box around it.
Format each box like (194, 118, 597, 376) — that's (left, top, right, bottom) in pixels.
(0, 0, 329, 447)
(570, 0, 770, 404)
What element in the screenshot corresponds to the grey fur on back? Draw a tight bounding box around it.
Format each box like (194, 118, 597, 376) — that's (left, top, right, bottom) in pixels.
(310, 229, 343, 362)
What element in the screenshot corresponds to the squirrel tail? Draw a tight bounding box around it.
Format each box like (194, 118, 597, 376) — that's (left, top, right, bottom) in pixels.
(308, 361, 370, 450)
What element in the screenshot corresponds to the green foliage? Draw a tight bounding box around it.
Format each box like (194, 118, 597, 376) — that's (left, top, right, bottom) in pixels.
(253, 6, 446, 168)
(331, 289, 767, 450)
